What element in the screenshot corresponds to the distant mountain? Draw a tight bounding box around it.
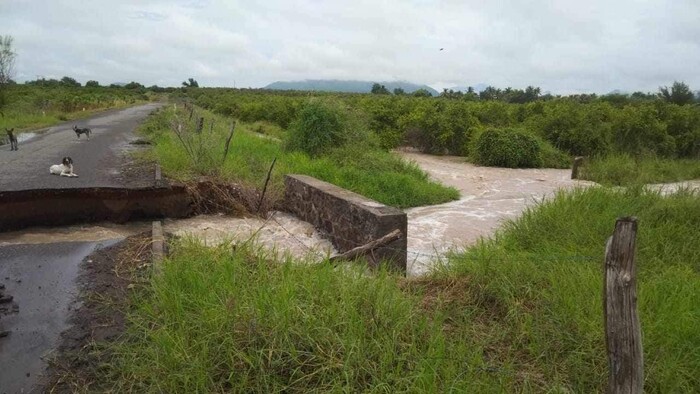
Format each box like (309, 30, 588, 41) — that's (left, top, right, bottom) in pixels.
(264, 79, 439, 96)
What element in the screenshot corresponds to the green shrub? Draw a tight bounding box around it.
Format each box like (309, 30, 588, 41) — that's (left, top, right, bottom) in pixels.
(472, 127, 544, 168)
(285, 99, 372, 157)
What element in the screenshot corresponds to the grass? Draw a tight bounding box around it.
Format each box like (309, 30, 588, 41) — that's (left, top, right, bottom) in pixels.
(138, 104, 459, 208)
(100, 186, 698, 392)
(580, 153, 700, 186)
(440, 186, 700, 392)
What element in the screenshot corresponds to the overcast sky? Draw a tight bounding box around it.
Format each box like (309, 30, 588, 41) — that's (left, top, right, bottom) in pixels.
(2, 0, 699, 94)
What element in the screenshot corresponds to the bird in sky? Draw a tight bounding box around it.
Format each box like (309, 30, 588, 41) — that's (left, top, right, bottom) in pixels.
(439, 48, 444, 51)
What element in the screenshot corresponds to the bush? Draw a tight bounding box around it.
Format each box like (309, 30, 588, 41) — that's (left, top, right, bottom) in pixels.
(285, 99, 372, 157)
(472, 127, 544, 168)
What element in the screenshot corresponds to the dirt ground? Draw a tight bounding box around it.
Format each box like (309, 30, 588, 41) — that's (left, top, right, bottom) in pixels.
(40, 234, 152, 393)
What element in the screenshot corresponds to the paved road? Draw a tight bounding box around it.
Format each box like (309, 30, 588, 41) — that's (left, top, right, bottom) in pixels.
(0, 240, 120, 394)
(0, 103, 162, 192)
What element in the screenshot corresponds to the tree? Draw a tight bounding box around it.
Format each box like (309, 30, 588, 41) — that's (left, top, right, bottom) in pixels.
(412, 88, 432, 97)
(60, 76, 81, 87)
(0, 35, 17, 115)
(124, 81, 144, 89)
(371, 83, 389, 95)
(182, 78, 199, 88)
(393, 87, 405, 95)
(0, 35, 15, 85)
(85, 80, 100, 87)
(658, 81, 695, 105)
(479, 86, 501, 101)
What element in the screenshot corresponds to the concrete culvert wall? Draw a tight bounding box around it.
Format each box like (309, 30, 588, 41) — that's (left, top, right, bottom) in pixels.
(284, 174, 407, 273)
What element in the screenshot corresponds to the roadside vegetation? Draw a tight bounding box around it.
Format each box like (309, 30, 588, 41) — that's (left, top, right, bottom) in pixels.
(92, 186, 698, 392)
(176, 83, 700, 180)
(580, 154, 700, 186)
(0, 83, 160, 133)
(138, 101, 459, 208)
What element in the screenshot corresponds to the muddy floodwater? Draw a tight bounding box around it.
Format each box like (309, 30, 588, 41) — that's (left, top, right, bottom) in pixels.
(0, 212, 336, 261)
(397, 151, 595, 275)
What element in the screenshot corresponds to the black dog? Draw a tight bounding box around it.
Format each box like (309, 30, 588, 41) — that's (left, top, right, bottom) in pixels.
(5, 128, 17, 151)
(73, 125, 91, 140)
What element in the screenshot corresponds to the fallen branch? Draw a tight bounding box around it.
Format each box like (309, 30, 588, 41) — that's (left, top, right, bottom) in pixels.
(329, 229, 402, 263)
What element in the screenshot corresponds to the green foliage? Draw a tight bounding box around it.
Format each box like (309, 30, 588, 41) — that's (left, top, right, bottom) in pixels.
(285, 98, 372, 157)
(370, 82, 390, 95)
(140, 105, 458, 208)
(182, 78, 199, 88)
(613, 104, 674, 156)
(412, 88, 432, 97)
(472, 127, 544, 168)
(0, 84, 154, 131)
(580, 154, 700, 186)
(85, 80, 100, 88)
(60, 76, 81, 87)
(658, 81, 695, 105)
(178, 87, 700, 160)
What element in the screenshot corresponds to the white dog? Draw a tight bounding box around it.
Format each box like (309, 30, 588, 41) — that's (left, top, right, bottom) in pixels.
(49, 156, 79, 177)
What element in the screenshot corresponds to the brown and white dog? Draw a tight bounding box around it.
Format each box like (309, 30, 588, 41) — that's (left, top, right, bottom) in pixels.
(49, 156, 79, 177)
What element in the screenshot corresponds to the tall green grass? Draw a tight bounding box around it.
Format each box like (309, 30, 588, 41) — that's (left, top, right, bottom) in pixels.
(442, 187, 700, 392)
(580, 154, 700, 186)
(139, 105, 459, 208)
(104, 187, 699, 392)
(108, 242, 509, 392)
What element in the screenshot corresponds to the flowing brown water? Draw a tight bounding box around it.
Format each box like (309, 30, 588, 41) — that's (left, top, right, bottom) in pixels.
(398, 151, 595, 275)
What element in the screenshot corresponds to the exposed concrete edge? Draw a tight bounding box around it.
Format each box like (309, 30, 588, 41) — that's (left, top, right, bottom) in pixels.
(151, 220, 165, 275)
(284, 174, 407, 274)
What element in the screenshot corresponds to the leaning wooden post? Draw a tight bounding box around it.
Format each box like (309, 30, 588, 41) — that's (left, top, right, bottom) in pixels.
(571, 156, 584, 179)
(604, 217, 643, 394)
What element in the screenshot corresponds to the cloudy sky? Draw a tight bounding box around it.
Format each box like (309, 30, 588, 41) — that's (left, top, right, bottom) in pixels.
(1, 0, 699, 94)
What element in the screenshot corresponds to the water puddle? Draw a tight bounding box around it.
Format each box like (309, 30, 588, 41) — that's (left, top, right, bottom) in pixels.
(1, 132, 41, 147)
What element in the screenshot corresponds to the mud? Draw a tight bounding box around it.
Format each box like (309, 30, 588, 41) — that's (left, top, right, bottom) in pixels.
(0, 239, 121, 393)
(40, 234, 152, 393)
(397, 151, 595, 275)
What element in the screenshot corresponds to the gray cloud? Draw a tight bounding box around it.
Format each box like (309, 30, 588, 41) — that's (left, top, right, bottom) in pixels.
(1, 0, 699, 93)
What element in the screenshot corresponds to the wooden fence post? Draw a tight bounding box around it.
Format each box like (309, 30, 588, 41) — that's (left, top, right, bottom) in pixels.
(604, 217, 643, 394)
(571, 156, 584, 179)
